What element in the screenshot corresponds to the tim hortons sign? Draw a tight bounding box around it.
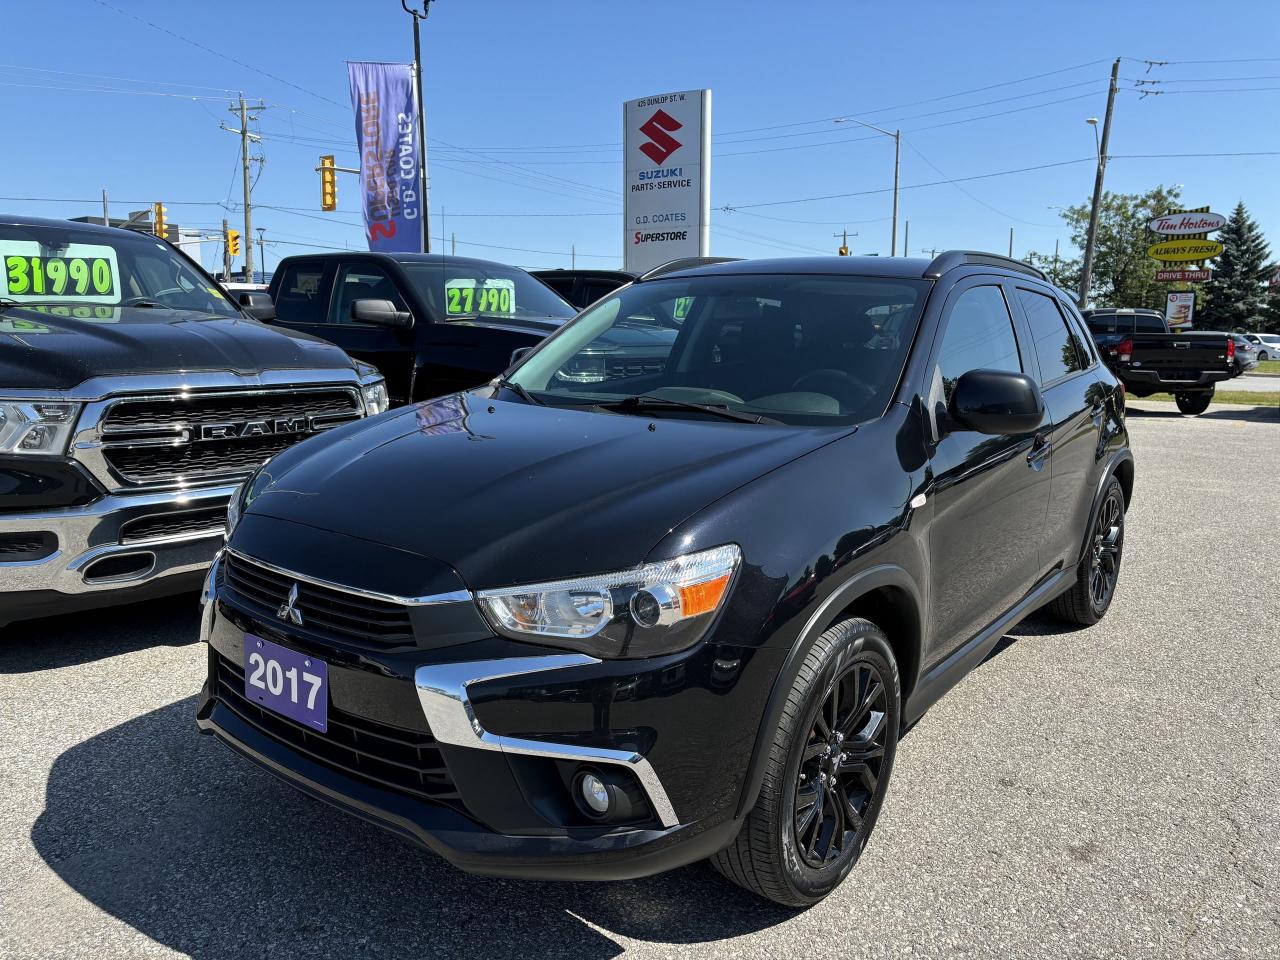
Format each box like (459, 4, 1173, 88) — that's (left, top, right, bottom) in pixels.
(1146, 211, 1227, 236)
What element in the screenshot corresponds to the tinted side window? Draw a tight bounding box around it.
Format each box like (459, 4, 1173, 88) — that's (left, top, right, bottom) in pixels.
(1134, 313, 1166, 333)
(1018, 288, 1083, 384)
(1059, 299, 1096, 364)
(330, 263, 408, 325)
(273, 263, 328, 324)
(936, 285, 1022, 402)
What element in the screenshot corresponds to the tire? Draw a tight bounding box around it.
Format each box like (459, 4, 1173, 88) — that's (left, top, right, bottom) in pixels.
(712, 619, 900, 907)
(1174, 392, 1212, 415)
(1260, 351, 1269, 361)
(1047, 477, 1125, 626)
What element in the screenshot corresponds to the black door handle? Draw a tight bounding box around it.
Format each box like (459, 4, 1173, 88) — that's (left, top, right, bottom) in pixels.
(1026, 433, 1052, 468)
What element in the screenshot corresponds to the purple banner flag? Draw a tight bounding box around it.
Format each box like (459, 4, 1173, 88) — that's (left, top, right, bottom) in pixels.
(347, 61, 423, 252)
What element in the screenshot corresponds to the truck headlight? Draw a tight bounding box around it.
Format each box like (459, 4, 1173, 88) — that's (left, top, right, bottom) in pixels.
(361, 379, 389, 416)
(476, 544, 740, 659)
(0, 400, 80, 456)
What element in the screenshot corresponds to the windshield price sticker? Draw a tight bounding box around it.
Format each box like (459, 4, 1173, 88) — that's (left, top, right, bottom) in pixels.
(1, 241, 121, 304)
(445, 278, 515, 316)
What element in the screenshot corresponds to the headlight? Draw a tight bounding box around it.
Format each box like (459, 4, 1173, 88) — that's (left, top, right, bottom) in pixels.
(0, 400, 80, 456)
(553, 353, 609, 384)
(361, 379, 389, 416)
(476, 544, 740, 659)
(225, 465, 273, 539)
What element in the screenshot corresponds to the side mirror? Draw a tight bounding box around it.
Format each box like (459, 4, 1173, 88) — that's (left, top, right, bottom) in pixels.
(351, 298, 413, 329)
(238, 291, 276, 321)
(949, 369, 1044, 435)
(509, 346, 533, 366)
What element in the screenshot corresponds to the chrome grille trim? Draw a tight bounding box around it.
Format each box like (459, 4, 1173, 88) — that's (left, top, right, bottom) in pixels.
(223, 548, 472, 608)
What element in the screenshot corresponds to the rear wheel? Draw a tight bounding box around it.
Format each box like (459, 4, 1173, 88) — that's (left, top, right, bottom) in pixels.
(711, 619, 899, 907)
(1260, 351, 1270, 361)
(1174, 391, 1212, 415)
(1047, 477, 1125, 626)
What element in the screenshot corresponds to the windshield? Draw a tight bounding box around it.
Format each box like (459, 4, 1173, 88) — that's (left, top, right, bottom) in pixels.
(1, 222, 239, 318)
(399, 261, 575, 321)
(507, 274, 929, 425)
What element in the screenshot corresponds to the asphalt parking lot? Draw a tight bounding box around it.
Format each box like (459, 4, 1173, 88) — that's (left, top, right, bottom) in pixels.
(1, 400, 1277, 960)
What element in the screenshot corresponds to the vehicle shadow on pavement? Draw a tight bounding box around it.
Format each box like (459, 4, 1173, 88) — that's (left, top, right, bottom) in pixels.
(1124, 402, 1279, 422)
(0, 594, 201, 674)
(31, 698, 794, 959)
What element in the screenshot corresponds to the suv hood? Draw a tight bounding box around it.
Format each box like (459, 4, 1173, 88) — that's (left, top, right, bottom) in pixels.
(0, 306, 356, 392)
(247, 392, 850, 589)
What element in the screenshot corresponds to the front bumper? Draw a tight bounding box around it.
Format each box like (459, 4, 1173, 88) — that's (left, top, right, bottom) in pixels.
(195, 551, 772, 880)
(0, 483, 233, 626)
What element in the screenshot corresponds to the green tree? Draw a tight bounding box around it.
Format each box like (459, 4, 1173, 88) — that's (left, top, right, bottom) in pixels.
(1199, 201, 1272, 331)
(1028, 184, 1184, 309)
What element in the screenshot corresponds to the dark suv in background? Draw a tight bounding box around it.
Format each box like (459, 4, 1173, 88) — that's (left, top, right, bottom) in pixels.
(200, 252, 1132, 907)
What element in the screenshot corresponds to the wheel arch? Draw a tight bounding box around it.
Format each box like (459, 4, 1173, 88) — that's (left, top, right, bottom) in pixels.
(734, 564, 923, 820)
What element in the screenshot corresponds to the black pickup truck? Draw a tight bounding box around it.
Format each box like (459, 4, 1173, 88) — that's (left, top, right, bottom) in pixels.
(0, 215, 385, 626)
(1082, 308, 1235, 415)
(263, 253, 577, 405)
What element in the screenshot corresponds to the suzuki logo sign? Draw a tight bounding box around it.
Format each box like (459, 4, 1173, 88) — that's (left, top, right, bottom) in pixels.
(638, 109, 683, 165)
(624, 90, 711, 273)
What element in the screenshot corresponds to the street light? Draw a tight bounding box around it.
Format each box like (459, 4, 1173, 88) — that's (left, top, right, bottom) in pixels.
(834, 117, 901, 255)
(1086, 117, 1101, 158)
(401, 0, 434, 253)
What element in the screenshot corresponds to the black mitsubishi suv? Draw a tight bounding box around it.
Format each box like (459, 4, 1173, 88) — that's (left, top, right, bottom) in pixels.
(199, 251, 1133, 907)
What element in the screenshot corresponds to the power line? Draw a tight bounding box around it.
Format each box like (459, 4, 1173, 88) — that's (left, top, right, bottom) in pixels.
(0, 62, 243, 93)
(902, 140, 1060, 227)
(725, 158, 1096, 210)
(88, 0, 347, 109)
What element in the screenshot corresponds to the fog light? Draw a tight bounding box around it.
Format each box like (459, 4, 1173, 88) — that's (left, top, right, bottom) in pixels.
(577, 770, 611, 818)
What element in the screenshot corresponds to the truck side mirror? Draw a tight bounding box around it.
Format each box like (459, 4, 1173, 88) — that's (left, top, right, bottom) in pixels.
(510, 346, 533, 366)
(238, 291, 276, 321)
(949, 369, 1044, 435)
(351, 298, 413, 329)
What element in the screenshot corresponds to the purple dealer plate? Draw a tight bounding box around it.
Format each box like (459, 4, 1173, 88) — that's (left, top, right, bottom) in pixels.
(243, 634, 328, 732)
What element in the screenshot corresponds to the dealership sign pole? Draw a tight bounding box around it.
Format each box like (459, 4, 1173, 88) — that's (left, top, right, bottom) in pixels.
(624, 90, 711, 273)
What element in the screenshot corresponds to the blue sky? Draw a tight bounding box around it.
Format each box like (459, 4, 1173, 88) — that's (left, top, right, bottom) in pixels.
(5, 0, 1278, 273)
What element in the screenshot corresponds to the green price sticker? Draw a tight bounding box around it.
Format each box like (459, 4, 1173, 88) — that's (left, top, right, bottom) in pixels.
(0, 241, 121, 304)
(445, 278, 516, 316)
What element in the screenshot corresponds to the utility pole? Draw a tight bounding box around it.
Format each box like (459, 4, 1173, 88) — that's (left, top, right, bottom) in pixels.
(903, 220, 909, 258)
(1053, 237, 1060, 279)
(101, 189, 110, 227)
(401, 0, 433, 253)
(226, 95, 264, 281)
(1078, 58, 1121, 308)
(571, 244, 576, 269)
(257, 227, 266, 279)
(451, 233, 456, 255)
(1009, 227, 1014, 258)
(222, 218, 232, 280)
(891, 130, 900, 256)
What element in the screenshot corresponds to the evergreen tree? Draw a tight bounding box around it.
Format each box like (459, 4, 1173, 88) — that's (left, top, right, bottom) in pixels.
(1200, 201, 1271, 331)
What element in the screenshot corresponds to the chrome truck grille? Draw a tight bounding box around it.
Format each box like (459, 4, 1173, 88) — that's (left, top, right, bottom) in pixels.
(89, 387, 362, 488)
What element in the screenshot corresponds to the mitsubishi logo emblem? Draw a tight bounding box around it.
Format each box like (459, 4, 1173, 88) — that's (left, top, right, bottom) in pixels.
(639, 109, 683, 165)
(277, 583, 303, 626)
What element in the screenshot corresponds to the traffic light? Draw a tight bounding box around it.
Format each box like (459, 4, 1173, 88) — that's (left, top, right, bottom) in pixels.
(837, 245, 850, 256)
(152, 202, 167, 238)
(228, 229, 242, 257)
(320, 155, 337, 211)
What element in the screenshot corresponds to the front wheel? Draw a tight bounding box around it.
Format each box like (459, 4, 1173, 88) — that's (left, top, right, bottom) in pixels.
(711, 619, 900, 907)
(1175, 392, 1212, 415)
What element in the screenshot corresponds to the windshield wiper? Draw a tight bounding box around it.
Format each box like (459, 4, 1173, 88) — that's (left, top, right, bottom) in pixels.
(493, 377, 546, 406)
(595, 395, 779, 425)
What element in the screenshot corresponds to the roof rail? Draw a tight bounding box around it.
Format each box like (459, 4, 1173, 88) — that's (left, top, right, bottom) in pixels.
(638, 256, 743, 281)
(923, 250, 1046, 281)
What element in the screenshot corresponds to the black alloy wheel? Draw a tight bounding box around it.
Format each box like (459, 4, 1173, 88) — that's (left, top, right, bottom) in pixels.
(1088, 489, 1124, 611)
(793, 660, 889, 868)
(711, 618, 900, 907)
(1047, 476, 1127, 626)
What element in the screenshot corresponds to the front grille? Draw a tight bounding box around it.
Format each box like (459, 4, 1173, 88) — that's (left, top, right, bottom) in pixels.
(0, 532, 56, 561)
(100, 388, 361, 486)
(606, 356, 666, 379)
(120, 506, 228, 544)
(214, 652, 461, 806)
(222, 552, 415, 648)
